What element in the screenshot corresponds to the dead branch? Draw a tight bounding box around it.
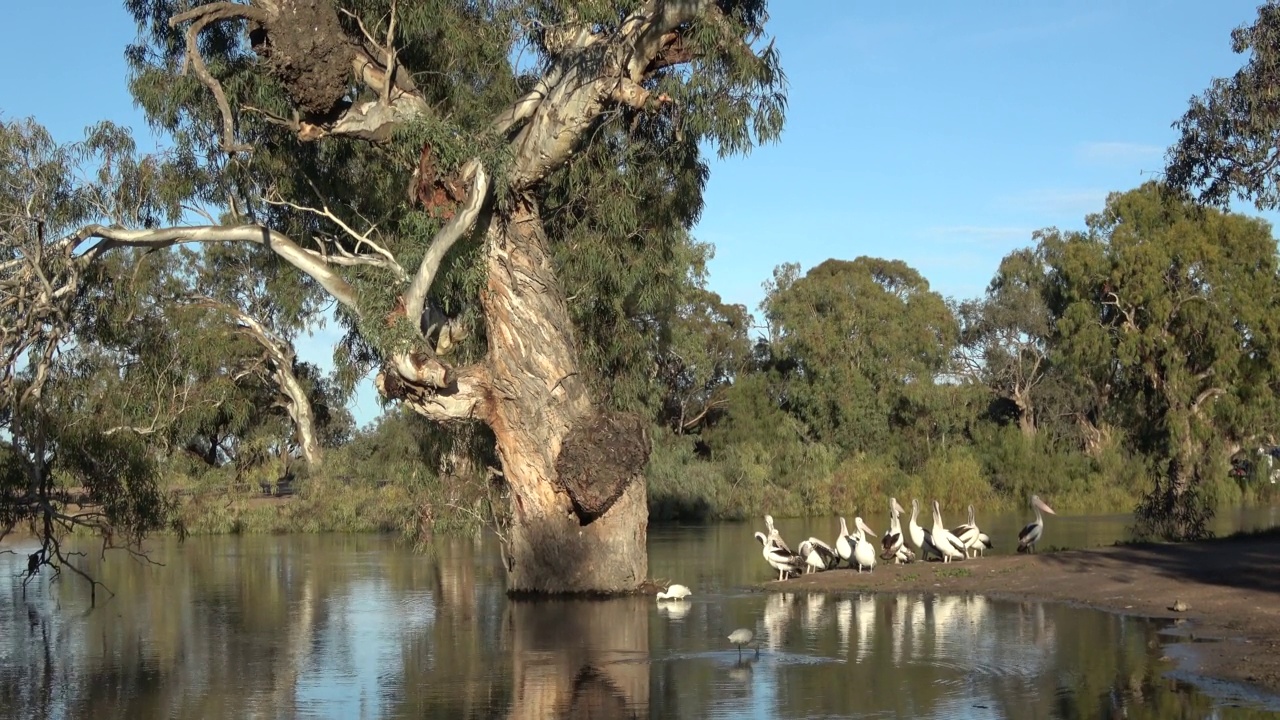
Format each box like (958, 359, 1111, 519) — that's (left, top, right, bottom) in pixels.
(262, 186, 406, 280)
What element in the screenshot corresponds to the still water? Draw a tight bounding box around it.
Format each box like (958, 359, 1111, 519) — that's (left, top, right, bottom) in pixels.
(2, 506, 1279, 719)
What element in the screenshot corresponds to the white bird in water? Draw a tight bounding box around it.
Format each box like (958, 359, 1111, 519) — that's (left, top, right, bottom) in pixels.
(880, 497, 906, 562)
(755, 531, 803, 580)
(852, 516, 877, 572)
(728, 628, 758, 657)
(930, 500, 967, 562)
(656, 583, 692, 601)
(1017, 494, 1057, 553)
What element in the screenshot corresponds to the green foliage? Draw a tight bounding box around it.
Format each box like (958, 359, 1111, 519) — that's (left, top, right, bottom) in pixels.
(167, 407, 493, 539)
(1047, 182, 1280, 538)
(1166, 1, 1280, 208)
(761, 257, 959, 458)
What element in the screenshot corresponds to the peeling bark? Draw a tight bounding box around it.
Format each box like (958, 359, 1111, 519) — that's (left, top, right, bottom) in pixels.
(478, 204, 647, 593)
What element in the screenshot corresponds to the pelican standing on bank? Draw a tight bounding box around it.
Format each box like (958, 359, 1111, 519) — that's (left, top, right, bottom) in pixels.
(852, 517, 878, 572)
(910, 498, 941, 561)
(908, 499, 927, 553)
(951, 504, 991, 558)
(1017, 495, 1057, 553)
(836, 517, 855, 567)
(798, 536, 838, 573)
(880, 497, 906, 562)
(656, 584, 692, 601)
(755, 531, 803, 580)
(930, 500, 967, 562)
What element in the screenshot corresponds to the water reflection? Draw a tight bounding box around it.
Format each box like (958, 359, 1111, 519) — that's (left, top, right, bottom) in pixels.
(1, 531, 1278, 719)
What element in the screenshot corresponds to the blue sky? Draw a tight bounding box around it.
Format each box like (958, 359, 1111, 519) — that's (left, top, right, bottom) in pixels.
(2, 1, 1276, 426)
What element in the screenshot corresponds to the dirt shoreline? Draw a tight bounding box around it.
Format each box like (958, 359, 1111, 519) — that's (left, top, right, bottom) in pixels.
(768, 535, 1280, 702)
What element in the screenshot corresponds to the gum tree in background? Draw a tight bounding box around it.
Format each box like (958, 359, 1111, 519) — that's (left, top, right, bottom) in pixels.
(1045, 183, 1280, 540)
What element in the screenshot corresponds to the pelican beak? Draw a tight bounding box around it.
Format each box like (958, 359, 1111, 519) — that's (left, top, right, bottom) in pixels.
(1036, 497, 1057, 515)
(859, 519, 877, 537)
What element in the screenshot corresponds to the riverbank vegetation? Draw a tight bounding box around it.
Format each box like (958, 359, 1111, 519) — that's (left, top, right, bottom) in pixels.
(5, 3, 1280, 576)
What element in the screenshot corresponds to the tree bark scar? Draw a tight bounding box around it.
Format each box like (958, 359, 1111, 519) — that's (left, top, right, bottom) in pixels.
(554, 409, 650, 525)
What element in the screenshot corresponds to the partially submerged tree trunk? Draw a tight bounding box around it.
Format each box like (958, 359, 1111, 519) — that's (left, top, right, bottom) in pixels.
(469, 203, 649, 593)
(506, 596, 650, 718)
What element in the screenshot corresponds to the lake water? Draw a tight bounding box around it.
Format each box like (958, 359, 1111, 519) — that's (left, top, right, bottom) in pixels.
(2, 505, 1279, 719)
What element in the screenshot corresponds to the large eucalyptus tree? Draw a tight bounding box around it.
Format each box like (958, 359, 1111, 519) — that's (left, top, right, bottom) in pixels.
(3, 1, 784, 593)
(1047, 183, 1280, 539)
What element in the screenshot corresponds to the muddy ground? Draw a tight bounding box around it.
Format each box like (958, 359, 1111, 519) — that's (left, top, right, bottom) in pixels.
(772, 535, 1280, 698)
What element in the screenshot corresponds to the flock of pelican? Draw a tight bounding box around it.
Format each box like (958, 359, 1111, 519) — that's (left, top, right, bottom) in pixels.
(653, 495, 1057, 656)
(752, 495, 1057, 579)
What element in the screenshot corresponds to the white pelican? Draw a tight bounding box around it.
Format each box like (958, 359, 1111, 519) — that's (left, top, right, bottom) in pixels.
(656, 583, 692, 601)
(1017, 494, 1057, 553)
(728, 627, 758, 657)
(755, 531, 803, 580)
(910, 499, 942, 561)
(880, 497, 906, 562)
(976, 531, 993, 556)
(930, 500, 967, 562)
(764, 514, 792, 554)
(835, 517, 855, 567)
(907, 499, 927, 552)
(852, 516, 877, 572)
(798, 537, 838, 573)
(951, 504, 991, 558)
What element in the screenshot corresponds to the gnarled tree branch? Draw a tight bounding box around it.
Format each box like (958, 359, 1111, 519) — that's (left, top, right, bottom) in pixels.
(168, 2, 270, 154)
(72, 223, 361, 311)
(376, 357, 492, 423)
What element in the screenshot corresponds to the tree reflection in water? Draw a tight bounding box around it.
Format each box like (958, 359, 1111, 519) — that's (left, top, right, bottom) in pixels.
(0, 533, 1277, 719)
